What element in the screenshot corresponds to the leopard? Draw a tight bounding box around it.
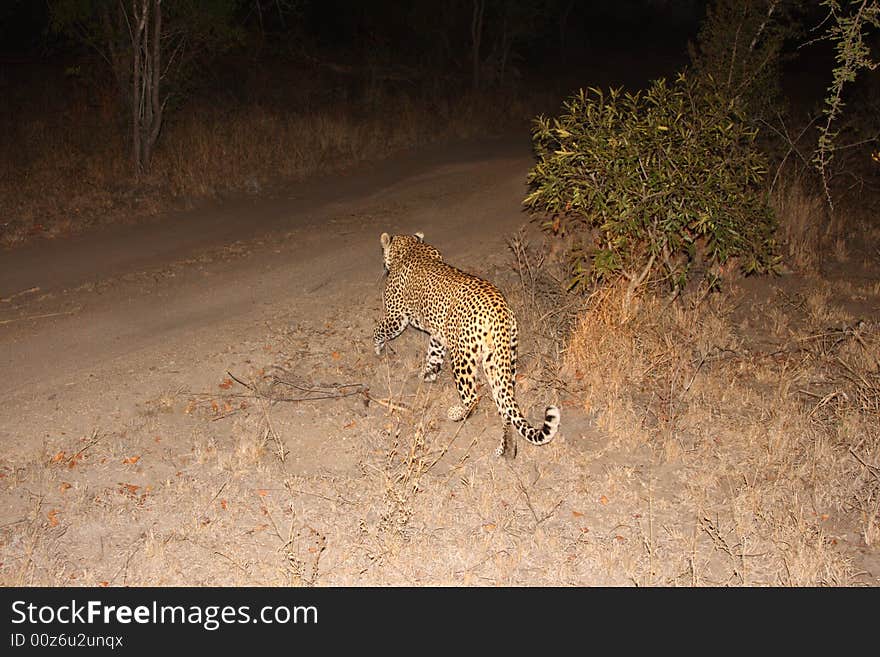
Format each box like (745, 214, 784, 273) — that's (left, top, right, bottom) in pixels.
(372, 231, 560, 458)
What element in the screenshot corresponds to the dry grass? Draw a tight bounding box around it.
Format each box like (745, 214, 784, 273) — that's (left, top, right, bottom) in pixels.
(562, 269, 879, 584)
(1, 216, 876, 586)
(771, 174, 827, 273)
(565, 283, 739, 441)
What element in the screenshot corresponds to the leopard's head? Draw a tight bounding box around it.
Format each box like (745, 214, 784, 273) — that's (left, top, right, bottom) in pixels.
(379, 232, 440, 273)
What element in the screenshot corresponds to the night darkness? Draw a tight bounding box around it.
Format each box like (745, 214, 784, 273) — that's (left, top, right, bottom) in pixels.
(0, 1, 712, 122)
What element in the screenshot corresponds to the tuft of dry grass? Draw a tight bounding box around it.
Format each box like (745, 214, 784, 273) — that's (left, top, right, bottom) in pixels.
(564, 283, 738, 442)
(771, 174, 827, 273)
(562, 276, 877, 584)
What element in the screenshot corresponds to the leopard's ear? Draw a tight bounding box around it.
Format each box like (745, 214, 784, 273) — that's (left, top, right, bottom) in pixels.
(414, 231, 425, 242)
(380, 232, 391, 248)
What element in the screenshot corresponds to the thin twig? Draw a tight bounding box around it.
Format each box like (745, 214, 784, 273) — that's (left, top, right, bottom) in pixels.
(442, 435, 480, 485)
(849, 449, 880, 482)
(66, 429, 101, 466)
(200, 479, 229, 518)
(0, 286, 40, 303)
(226, 370, 254, 390)
(227, 370, 367, 403)
(272, 378, 363, 394)
(109, 535, 145, 586)
(285, 481, 356, 506)
(0, 308, 81, 325)
(365, 393, 412, 413)
(508, 465, 560, 526)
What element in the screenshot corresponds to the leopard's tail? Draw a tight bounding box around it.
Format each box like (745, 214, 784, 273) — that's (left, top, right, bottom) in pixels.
(484, 356, 559, 446)
(507, 398, 560, 445)
(508, 397, 560, 446)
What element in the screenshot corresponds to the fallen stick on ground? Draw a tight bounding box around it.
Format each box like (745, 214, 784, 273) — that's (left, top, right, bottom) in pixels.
(0, 286, 40, 303)
(226, 370, 368, 403)
(0, 307, 80, 325)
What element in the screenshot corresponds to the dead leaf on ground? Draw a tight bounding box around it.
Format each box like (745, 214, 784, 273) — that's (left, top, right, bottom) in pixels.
(219, 378, 233, 390)
(122, 455, 141, 465)
(47, 510, 60, 527)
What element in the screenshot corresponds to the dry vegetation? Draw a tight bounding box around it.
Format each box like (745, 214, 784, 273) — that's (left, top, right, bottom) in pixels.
(0, 68, 540, 247)
(564, 285, 877, 584)
(560, 177, 880, 583)
(2, 178, 877, 586)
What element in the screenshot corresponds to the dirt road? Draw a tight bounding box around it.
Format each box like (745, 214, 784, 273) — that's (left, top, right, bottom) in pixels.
(1, 136, 535, 458)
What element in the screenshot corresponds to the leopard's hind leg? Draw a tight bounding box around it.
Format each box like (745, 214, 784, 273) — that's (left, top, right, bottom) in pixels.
(422, 336, 446, 382)
(447, 348, 479, 421)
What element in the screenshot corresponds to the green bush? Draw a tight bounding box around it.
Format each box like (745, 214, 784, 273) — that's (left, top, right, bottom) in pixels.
(524, 73, 778, 293)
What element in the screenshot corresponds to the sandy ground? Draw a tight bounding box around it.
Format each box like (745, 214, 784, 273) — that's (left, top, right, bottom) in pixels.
(1, 136, 878, 586)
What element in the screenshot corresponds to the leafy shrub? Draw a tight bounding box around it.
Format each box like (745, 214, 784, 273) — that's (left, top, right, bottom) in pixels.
(523, 73, 778, 295)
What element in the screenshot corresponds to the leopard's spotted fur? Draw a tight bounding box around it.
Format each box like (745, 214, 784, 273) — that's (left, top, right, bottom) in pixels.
(373, 232, 559, 457)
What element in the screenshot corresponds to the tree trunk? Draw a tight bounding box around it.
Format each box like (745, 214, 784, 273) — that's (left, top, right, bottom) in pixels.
(130, 0, 164, 176)
(471, 0, 485, 91)
(132, 1, 146, 175)
(499, 8, 510, 86)
(145, 0, 163, 168)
